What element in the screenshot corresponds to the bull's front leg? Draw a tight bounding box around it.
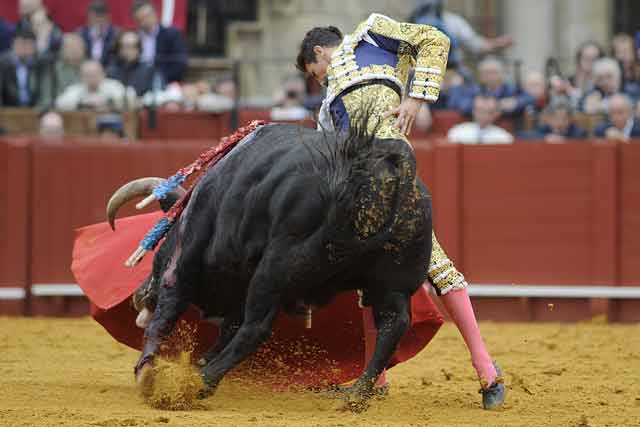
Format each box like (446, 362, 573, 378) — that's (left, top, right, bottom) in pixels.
(199, 269, 282, 397)
(134, 269, 192, 379)
(345, 291, 411, 411)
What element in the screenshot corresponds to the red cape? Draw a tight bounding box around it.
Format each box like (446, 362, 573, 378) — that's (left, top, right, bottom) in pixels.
(72, 212, 443, 388)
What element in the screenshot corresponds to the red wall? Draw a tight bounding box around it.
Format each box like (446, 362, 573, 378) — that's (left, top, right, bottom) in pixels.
(1, 138, 639, 321)
(0, 0, 187, 32)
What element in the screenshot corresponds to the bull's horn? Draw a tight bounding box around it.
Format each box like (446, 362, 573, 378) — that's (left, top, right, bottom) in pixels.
(106, 177, 186, 230)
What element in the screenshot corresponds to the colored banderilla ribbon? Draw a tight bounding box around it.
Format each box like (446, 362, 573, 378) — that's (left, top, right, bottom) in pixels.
(125, 120, 266, 267)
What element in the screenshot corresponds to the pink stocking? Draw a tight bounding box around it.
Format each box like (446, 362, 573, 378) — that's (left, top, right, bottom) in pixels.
(440, 288, 497, 386)
(362, 307, 387, 387)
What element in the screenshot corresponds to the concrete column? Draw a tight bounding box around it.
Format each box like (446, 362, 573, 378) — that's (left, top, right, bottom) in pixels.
(503, 0, 555, 73)
(554, 0, 611, 73)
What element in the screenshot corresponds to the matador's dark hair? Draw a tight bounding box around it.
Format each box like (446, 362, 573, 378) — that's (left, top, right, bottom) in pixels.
(295, 26, 343, 72)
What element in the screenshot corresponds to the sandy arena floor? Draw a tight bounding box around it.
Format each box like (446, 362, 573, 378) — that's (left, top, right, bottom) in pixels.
(1, 316, 639, 427)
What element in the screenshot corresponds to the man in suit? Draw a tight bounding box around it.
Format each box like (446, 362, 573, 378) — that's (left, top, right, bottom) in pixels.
(131, 0, 187, 83)
(594, 93, 640, 141)
(447, 56, 535, 118)
(0, 28, 45, 107)
(78, 0, 119, 66)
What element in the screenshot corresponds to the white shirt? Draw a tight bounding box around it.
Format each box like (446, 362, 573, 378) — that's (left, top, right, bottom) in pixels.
(447, 122, 514, 145)
(623, 118, 635, 138)
(89, 28, 105, 61)
(15, 62, 30, 105)
(139, 26, 160, 64)
(55, 78, 137, 111)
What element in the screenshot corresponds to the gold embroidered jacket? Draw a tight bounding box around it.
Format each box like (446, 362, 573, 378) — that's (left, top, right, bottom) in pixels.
(318, 13, 450, 131)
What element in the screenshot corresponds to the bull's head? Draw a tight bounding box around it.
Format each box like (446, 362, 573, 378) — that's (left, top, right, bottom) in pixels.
(106, 177, 185, 328)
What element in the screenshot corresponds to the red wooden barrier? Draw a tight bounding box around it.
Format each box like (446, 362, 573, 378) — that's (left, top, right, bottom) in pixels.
(613, 143, 640, 321)
(138, 111, 232, 141)
(0, 138, 31, 315)
(138, 110, 316, 141)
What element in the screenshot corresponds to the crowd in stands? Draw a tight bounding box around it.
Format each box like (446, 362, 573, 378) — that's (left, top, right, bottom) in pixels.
(1, 0, 640, 144)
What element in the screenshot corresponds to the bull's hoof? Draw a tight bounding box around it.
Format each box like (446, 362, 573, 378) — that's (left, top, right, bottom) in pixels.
(136, 363, 155, 399)
(480, 361, 506, 410)
(197, 370, 219, 400)
(134, 353, 155, 379)
(196, 383, 216, 400)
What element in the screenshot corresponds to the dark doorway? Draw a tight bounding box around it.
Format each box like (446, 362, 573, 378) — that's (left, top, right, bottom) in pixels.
(186, 0, 258, 57)
(614, 0, 640, 34)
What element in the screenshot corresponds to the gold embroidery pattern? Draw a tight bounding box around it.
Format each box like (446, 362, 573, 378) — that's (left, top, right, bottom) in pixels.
(325, 13, 450, 109)
(428, 233, 468, 295)
(368, 15, 449, 98)
(340, 84, 406, 141)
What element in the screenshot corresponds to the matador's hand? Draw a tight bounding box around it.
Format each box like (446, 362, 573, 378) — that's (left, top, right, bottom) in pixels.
(384, 97, 424, 135)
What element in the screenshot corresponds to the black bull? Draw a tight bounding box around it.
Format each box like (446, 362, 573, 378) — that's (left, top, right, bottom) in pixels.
(108, 123, 433, 404)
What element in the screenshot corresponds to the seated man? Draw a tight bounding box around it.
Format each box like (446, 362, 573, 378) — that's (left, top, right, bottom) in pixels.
(448, 56, 534, 118)
(131, 0, 187, 83)
(106, 31, 154, 96)
(270, 75, 311, 121)
(56, 60, 136, 112)
(594, 93, 640, 141)
(0, 28, 45, 107)
(39, 33, 86, 109)
(534, 101, 587, 143)
(39, 110, 64, 141)
(448, 95, 514, 144)
(78, 0, 119, 66)
(580, 57, 639, 114)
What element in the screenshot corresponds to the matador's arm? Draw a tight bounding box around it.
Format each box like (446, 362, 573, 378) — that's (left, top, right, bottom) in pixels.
(367, 14, 450, 102)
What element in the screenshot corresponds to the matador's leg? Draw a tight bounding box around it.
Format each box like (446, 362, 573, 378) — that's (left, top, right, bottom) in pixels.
(428, 232, 505, 409)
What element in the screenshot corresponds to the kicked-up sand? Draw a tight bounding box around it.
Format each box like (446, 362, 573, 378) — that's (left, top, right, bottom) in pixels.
(0, 316, 639, 427)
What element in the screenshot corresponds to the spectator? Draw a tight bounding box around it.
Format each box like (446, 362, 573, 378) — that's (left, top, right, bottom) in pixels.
(594, 93, 640, 141)
(431, 66, 466, 110)
(0, 28, 45, 107)
(30, 9, 62, 58)
(192, 79, 234, 112)
(611, 33, 640, 87)
(0, 17, 15, 53)
(579, 57, 638, 114)
(39, 110, 64, 141)
(15, 0, 45, 32)
(449, 56, 534, 118)
(408, 0, 512, 71)
(79, 0, 119, 66)
(569, 41, 604, 97)
(535, 101, 587, 143)
(522, 70, 548, 115)
(106, 30, 154, 96)
(39, 33, 86, 109)
(131, 0, 187, 83)
(270, 75, 310, 121)
(214, 75, 236, 102)
(96, 114, 125, 141)
(447, 95, 513, 144)
(56, 60, 136, 111)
